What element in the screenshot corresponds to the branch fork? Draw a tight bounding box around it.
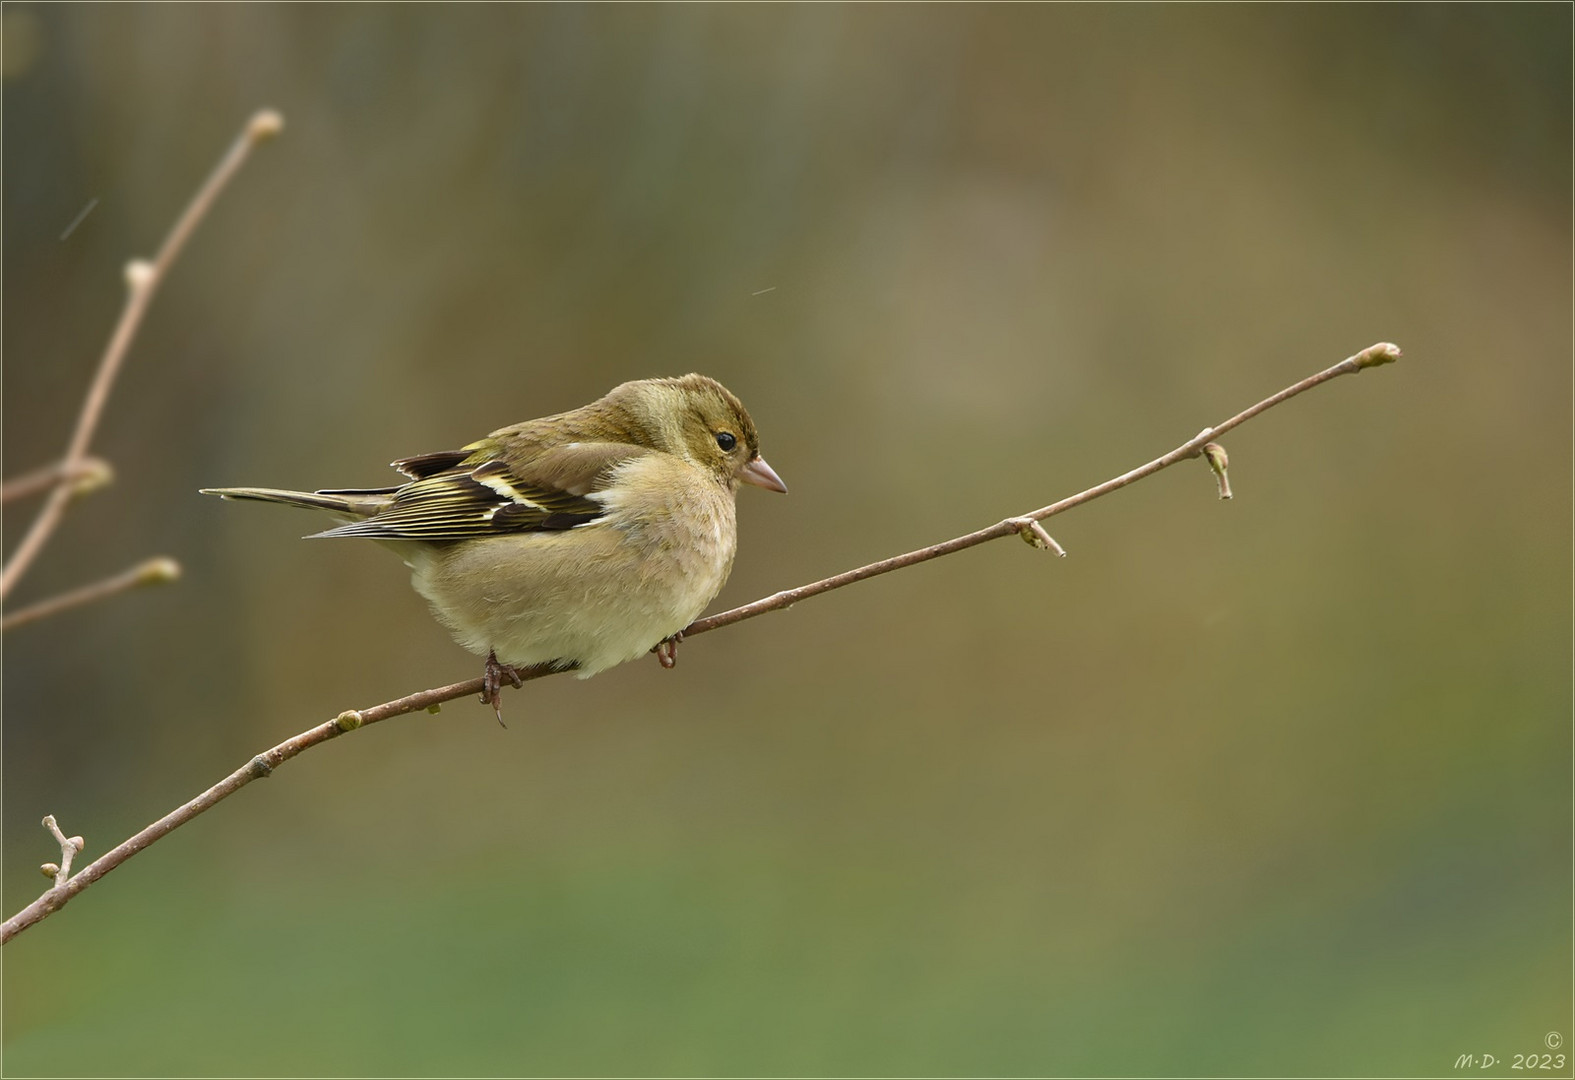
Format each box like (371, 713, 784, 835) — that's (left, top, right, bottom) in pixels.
(1006, 517, 1067, 556)
(37, 816, 85, 889)
(1, 108, 283, 606)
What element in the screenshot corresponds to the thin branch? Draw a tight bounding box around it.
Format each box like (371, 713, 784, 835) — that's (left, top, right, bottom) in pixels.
(1, 677, 518, 943)
(684, 342, 1401, 638)
(0, 341, 1402, 944)
(35, 816, 85, 889)
(1, 557, 181, 632)
(0, 457, 114, 504)
(1, 110, 283, 601)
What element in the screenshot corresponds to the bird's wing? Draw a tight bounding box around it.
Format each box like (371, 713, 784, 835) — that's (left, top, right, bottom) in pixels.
(311, 441, 647, 541)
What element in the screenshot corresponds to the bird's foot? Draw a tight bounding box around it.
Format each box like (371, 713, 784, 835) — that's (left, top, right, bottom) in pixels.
(480, 649, 523, 726)
(653, 631, 683, 670)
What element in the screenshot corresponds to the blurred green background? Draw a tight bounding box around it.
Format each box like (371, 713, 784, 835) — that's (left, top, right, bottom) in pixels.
(4, 5, 1569, 1077)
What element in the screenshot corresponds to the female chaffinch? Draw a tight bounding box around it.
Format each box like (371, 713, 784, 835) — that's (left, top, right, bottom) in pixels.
(204, 374, 786, 718)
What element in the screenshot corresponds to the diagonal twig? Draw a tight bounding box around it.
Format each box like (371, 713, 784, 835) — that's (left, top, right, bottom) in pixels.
(0, 109, 283, 601)
(2, 557, 181, 632)
(683, 342, 1399, 637)
(0, 342, 1401, 945)
(0, 457, 114, 505)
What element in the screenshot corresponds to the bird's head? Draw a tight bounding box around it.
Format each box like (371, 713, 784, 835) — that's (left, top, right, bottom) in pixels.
(612, 374, 787, 494)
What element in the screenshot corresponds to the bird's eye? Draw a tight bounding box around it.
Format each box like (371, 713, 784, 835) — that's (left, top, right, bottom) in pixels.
(715, 432, 737, 452)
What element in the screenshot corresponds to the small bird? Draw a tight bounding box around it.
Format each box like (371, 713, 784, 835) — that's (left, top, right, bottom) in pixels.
(203, 374, 786, 719)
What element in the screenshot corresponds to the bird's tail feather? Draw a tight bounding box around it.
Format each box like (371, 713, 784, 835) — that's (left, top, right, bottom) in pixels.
(199, 486, 390, 519)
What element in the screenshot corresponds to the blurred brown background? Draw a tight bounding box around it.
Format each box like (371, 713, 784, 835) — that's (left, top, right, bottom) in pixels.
(4, 4, 1569, 1076)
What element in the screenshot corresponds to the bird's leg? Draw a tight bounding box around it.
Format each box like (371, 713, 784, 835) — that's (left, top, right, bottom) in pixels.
(480, 649, 523, 726)
(653, 631, 683, 670)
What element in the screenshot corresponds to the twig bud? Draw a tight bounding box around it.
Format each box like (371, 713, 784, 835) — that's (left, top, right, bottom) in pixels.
(70, 458, 115, 497)
(335, 709, 364, 731)
(426, 703, 442, 714)
(248, 109, 285, 141)
(68, 836, 85, 854)
(136, 557, 182, 585)
(1203, 442, 1232, 500)
(40, 863, 60, 880)
(124, 259, 155, 291)
(1352, 342, 1402, 370)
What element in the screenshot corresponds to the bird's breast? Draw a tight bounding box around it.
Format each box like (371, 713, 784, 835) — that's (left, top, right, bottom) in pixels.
(597, 456, 738, 598)
(407, 455, 741, 676)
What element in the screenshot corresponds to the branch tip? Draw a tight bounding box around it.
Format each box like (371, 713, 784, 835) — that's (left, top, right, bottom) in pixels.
(136, 557, 182, 585)
(1007, 517, 1067, 557)
(248, 110, 285, 141)
(2, 456, 114, 504)
(70, 458, 116, 497)
(1352, 342, 1402, 370)
(3, 556, 186, 632)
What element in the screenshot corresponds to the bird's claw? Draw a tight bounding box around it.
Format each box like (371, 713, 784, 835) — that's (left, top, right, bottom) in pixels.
(653, 631, 683, 670)
(481, 649, 522, 726)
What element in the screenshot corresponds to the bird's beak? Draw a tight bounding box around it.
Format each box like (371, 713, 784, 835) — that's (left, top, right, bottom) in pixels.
(738, 454, 788, 493)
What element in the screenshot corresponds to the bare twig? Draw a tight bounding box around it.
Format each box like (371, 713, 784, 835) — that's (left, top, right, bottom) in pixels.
(0, 341, 1402, 944)
(37, 816, 85, 887)
(2, 557, 181, 632)
(685, 343, 1400, 638)
(1006, 517, 1067, 557)
(2, 676, 526, 943)
(0, 109, 283, 601)
(0, 457, 114, 504)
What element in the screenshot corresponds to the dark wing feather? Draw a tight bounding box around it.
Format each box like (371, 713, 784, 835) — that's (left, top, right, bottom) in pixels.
(391, 450, 472, 479)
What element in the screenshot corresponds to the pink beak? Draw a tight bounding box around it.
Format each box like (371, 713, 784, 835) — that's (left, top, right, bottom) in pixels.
(738, 454, 788, 493)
